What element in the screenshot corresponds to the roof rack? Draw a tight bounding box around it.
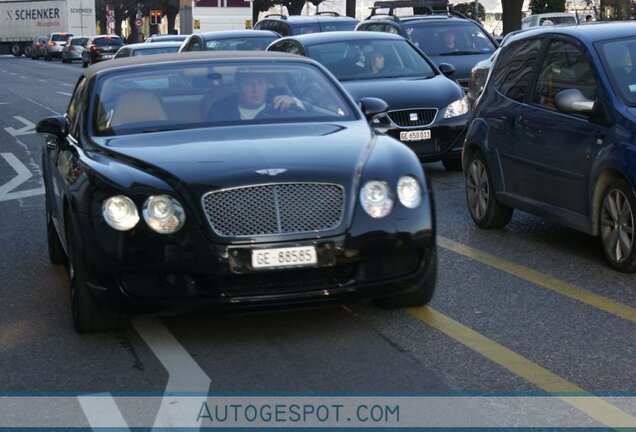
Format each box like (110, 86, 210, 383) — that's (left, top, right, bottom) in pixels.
(368, 0, 448, 17)
(315, 11, 341, 16)
(262, 13, 287, 20)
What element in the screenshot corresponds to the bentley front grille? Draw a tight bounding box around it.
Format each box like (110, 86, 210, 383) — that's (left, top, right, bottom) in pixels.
(387, 108, 437, 127)
(202, 183, 345, 237)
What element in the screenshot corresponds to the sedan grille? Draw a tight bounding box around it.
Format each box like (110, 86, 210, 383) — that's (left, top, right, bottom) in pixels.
(387, 108, 437, 127)
(202, 183, 345, 237)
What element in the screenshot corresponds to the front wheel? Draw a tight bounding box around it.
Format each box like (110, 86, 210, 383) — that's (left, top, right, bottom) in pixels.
(66, 218, 127, 333)
(465, 150, 513, 229)
(599, 179, 636, 272)
(82, 59, 88, 68)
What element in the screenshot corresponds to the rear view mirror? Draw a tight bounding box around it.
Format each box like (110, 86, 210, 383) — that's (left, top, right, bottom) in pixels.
(554, 89, 595, 114)
(437, 63, 456, 77)
(359, 97, 388, 122)
(36, 115, 68, 138)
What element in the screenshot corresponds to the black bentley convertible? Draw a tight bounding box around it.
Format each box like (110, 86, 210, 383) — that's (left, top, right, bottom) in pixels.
(37, 52, 437, 332)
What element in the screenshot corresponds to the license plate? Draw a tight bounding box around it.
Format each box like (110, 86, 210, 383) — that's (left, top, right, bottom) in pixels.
(252, 246, 317, 270)
(400, 130, 431, 141)
(102, 54, 113, 59)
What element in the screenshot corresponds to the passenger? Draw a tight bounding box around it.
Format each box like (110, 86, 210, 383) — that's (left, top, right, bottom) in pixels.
(442, 30, 457, 51)
(207, 69, 303, 121)
(369, 50, 385, 74)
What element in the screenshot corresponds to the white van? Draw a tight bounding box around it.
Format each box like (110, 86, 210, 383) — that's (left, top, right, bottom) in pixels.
(521, 12, 578, 29)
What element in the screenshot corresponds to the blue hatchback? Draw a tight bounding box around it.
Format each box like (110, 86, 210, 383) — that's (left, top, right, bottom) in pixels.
(463, 22, 636, 272)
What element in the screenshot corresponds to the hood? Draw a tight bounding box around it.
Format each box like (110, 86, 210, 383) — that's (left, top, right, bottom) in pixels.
(342, 75, 464, 110)
(95, 122, 373, 190)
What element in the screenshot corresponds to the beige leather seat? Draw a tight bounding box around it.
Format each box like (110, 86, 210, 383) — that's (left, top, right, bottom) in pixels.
(109, 90, 167, 128)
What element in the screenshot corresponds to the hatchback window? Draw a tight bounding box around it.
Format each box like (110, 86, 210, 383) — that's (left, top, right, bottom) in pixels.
(405, 22, 496, 55)
(533, 40, 596, 109)
(51, 34, 71, 42)
(95, 37, 123, 46)
(492, 38, 542, 102)
(320, 21, 357, 32)
(598, 38, 636, 106)
(72, 38, 88, 46)
(205, 37, 277, 51)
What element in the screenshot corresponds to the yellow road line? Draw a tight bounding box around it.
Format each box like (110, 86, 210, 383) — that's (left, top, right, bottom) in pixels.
(437, 235, 636, 324)
(407, 307, 636, 428)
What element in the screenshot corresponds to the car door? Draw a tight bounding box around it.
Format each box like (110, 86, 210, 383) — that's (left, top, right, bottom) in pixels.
(481, 37, 543, 195)
(513, 36, 607, 214)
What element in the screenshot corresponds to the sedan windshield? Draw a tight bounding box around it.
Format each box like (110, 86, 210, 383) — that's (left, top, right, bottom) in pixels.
(205, 37, 278, 51)
(306, 39, 436, 81)
(405, 22, 496, 56)
(91, 60, 356, 136)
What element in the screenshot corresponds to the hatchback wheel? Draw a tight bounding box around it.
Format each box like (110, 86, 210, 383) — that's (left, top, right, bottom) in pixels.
(599, 179, 636, 272)
(465, 150, 513, 229)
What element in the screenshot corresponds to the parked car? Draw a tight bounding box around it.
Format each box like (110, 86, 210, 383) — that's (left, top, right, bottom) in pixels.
(61, 36, 88, 63)
(267, 31, 468, 170)
(180, 30, 279, 52)
(44, 32, 73, 60)
(145, 34, 188, 43)
(82, 35, 124, 67)
(114, 41, 182, 58)
(30, 35, 48, 60)
(35, 51, 437, 332)
(254, 12, 359, 37)
(355, 1, 498, 92)
(521, 12, 578, 29)
(463, 22, 636, 271)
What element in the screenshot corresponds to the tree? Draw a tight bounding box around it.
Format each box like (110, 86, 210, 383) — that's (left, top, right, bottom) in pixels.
(502, 0, 524, 35)
(451, 2, 485, 21)
(529, 0, 567, 14)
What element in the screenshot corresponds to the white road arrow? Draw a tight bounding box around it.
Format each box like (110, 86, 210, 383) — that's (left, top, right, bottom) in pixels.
(0, 152, 44, 202)
(4, 116, 36, 137)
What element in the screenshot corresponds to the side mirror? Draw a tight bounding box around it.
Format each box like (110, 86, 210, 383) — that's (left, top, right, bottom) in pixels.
(36, 115, 69, 139)
(437, 63, 456, 77)
(359, 97, 388, 122)
(554, 89, 595, 114)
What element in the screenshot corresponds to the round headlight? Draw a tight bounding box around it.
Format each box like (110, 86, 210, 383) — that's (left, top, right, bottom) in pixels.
(397, 176, 422, 209)
(360, 180, 394, 218)
(102, 195, 139, 231)
(143, 195, 185, 234)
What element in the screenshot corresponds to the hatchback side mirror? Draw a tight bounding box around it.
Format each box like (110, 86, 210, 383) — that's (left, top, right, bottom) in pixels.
(554, 89, 595, 114)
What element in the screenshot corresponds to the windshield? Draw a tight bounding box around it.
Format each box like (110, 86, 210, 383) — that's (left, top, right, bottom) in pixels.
(598, 38, 636, 106)
(205, 37, 278, 51)
(133, 46, 181, 56)
(91, 60, 356, 137)
(306, 39, 436, 81)
(405, 22, 496, 56)
(95, 37, 123, 46)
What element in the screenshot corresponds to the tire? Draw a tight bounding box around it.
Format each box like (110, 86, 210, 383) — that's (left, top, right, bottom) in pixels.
(10, 43, 23, 57)
(465, 150, 513, 229)
(23, 45, 33, 57)
(62, 56, 68, 63)
(599, 179, 636, 272)
(82, 59, 88, 68)
(374, 249, 437, 308)
(66, 217, 127, 333)
(45, 184, 67, 265)
(45, 52, 51, 61)
(442, 155, 463, 171)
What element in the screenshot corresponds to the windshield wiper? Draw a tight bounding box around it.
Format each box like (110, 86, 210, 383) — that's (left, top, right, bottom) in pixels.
(439, 50, 483, 56)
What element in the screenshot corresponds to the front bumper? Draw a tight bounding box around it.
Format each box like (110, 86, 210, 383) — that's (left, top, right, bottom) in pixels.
(77, 216, 436, 314)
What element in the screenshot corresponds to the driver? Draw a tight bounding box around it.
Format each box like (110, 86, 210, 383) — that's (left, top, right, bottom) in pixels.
(207, 69, 303, 121)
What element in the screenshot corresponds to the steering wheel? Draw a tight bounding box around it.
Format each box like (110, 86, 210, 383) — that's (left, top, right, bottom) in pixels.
(255, 103, 305, 119)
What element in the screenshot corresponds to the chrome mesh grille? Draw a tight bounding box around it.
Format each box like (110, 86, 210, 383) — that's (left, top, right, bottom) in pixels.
(387, 108, 437, 127)
(202, 183, 345, 237)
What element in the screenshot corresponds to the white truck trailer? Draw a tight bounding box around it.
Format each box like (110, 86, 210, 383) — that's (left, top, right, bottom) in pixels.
(0, 0, 95, 56)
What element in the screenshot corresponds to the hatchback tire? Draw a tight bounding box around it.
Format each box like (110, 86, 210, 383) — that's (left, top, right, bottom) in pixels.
(599, 179, 636, 272)
(465, 150, 513, 229)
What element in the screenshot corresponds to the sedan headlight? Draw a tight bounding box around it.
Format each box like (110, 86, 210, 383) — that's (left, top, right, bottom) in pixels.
(397, 176, 422, 209)
(444, 96, 469, 118)
(143, 195, 185, 234)
(360, 181, 394, 218)
(102, 195, 139, 231)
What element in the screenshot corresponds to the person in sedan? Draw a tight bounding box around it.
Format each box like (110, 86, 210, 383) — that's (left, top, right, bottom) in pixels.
(369, 50, 385, 74)
(207, 70, 303, 121)
(442, 31, 457, 51)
